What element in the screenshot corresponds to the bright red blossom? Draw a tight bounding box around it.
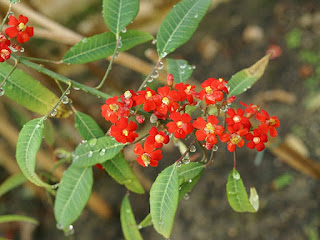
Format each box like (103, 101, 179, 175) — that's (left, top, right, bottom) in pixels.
(110, 118, 138, 144)
(134, 87, 157, 112)
(226, 108, 251, 132)
(134, 142, 162, 167)
(220, 128, 249, 152)
(256, 109, 280, 137)
(245, 129, 268, 151)
(0, 43, 11, 62)
(5, 15, 34, 44)
(101, 96, 128, 123)
(174, 82, 197, 104)
(146, 127, 169, 148)
(193, 115, 224, 145)
(154, 86, 180, 116)
(167, 112, 193, 139)
(199, 78, 229, 104)
(121, 90, 136, 108)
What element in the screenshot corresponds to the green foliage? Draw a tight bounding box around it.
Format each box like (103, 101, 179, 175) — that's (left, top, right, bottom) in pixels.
(177, 162, 204, 185)
(102, 153, 145, 194)
(75, 111, 104, 140)
(150, 164, 179, 238)
(10, 0, 20, 4)
(138, 213, 152, 229)
(62, 30, 153, 64)
(272, 173, 293, 190)
(103, 0, 139, 35)
(16, 117, 51, 189)
(120, 195, 143, 240)
(0, 173, 26, 198)
(43, 120, 55, 146)
(228, 54, 270, 96)
(0, 62, 69, 117)
(286, 28, 302, 49)
(156, 0, 211, 58)
(166, 58, 194, 83)
(0, 215, 38, 225)
(73, 136, 123, 167)
(54, 164, 93, 229)
(178, 169, 203, 201)
(226, 169, 258, 212)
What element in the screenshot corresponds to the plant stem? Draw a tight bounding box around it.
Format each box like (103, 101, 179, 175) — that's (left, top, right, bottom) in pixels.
(233, 150, 237, 169)
(0, 3, 11, 31)
(205, 150, 215, 168)
(197, 140, 207, 162)
(20, 56, 61, 64)
(95, 35, 120, 89)
(11, 54, 112, 99)
(0, 59, 18, 88)
(137, 58, 161, 91)
(176, 138, 197, 163)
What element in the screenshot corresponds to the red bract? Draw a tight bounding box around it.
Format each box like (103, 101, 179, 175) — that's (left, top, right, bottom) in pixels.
(5, 15, 34, 44)
(245, 129, 268, 151)
(110, 118, 138, 144)
(174, 82, 197, 104)
(155, 86, 179, 116)
(226, 108, 251, 132)
(134, 87, 157, 112)
(146, 127, 169, 148)
(0, 43, 11, 62)
(101, 96, 128, 123)
(193, 115, 224, 145)
(220, 129, 248, 152)
(134, 142, 162, 167)
(199, 78, 228, 104)
(256, 109, 280, 137)
(166, 112, 193, 139)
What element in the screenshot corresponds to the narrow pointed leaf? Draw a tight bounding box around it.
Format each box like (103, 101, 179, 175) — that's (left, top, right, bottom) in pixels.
(103, 0, 139, 35)
(138, 213, 152, 229)
(62, 30, 153, 64)
(0, 173, 26, 198)
(228, 54, 271, 96)
(75, 111, 104, 140)
(177, 162, 204, 185)
(102, 153, 144, 194)
(73, 136, 123, 167)
(249, 187, 259, 211)
(43, 119, 55, 146)
(0, 215, 39, 225)
(150, 164, 179, 238)
(178, 169, 203, 201)
(0, 62, 69, 117)
(167, 58, 193, 83)
(156, 0, 211, 58)
(54, 164, 93, 229)
(16, 118, 51, 189)
(120, 195, 143, 240)
(226, 169, 258, 213)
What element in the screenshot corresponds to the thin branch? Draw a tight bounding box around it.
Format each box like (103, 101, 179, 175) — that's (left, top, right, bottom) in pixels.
(176, 138, 197, 163)
(137, 58, 161, 91)
(0, 59, 18, 89)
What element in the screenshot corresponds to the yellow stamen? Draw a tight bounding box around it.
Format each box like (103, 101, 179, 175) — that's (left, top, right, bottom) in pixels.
(1, 49, 10, 59)
(205, 86, 213, 94)
(155, 134, 164, 143)
(232, 115, 241, 123)
(141, 153, 151, 167)
(109, 103, 119, 112)
(122, 129, 129, 136)
(204, 123, 215, 133)
(177, 121, 183, 128)
(162, 97, 170, 105)
(145, 91, 152, 100)
(230, 134, 241, 144)
(253, 137, 260, 144)
(269, 119, 276, 126)
(124, 90, 132, 99)
(18, 23, 26, 31)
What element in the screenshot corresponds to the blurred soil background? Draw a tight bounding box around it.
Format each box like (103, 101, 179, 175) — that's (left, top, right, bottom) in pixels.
(0, 0, 319, 239)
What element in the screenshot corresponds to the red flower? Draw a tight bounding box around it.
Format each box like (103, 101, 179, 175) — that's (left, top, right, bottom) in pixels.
(154, 86, 180, 116)
(110, 118, 138, 144)
(5, 15, 34, 44)
(146, 127, 169, 148)
(134, 87, 157, 112)
(121, 90, 136, 108)
(0, 34, 10, 46)
(166, 112, 193, 139)
(134, 142, 162, 167)
(174, 82, 197, 104)
(94, 164, 105, 170)
(245, 129, 268, 151)
(0, 43, 11, 62)
(226, 108, 251, 132)
(199, 78, 228, 104)
(101, 96, 128, 123)
(220, 128, 248, 152)
(240, 102, 260, 118)
(256, 109, 280, 137)
(193, 116, 224, 145)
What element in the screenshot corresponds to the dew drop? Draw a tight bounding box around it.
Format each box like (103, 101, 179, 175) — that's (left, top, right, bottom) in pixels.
(151, 70, 159, 79)
(81, 140, 87, 144)
(159, 219, 164, 225)
(121, 27, 127, 33)
(188, 179, 192, 183)
(178, 186, 182, 190)
(220, 105, 229, 112)
(0, 88, 5, 96)
(150, 114, 158, 123)
(115, 51, 119, 58)
(50, 109, 57, 117)
(180, 64, 186, 69)
(10, 46, 17, 52)
(181, 70, 185, 75)
(176, 161, 182, 167)
(73, 86, 80, 90)
(182, 157, 190, 164)
(64, 225, 75, 237)
(152, 39, 157, 44)
(62, 96, 69, 104)
(233, 171, 240, 180)
(88, 138, 97, 147)
(51, 183, 59, 189)
(158, 61, 164, 70)
(9, 11, 14, 16)
(118, 41, 123, 48)
(87, 151, 93, 158)
(147, 78, 154, 83)
(212, 145, 219, 151)
(194, 13, 198, 18)
(99, 148, 106, 156)
(138, 225, 142, 229)
(65, 89, 70, 95)
(190, 145, 196, 152)
(82, 38, 88, 43)
(56, 223, 63, 230)
(184, 193, 190, 200)
(126, 209, 130, 213)
(160, 52, 167, 58)
(20, 47, 25, 53)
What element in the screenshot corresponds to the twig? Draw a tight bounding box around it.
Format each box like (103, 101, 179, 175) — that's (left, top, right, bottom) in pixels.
(138, 59, 161, 91)
(0, 2, 11, 30)
(0, 58, 18, 89)
(176, 138, 197, 163)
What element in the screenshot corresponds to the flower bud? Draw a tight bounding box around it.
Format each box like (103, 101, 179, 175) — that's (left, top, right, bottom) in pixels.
(266, 44, 282, 60)
(136, 114, 145, 124)
(167, 74, 174, 87)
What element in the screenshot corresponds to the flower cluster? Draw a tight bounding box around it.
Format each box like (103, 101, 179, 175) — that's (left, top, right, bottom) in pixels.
(101, 76, 280, 167)
(0, 15, 33, 62)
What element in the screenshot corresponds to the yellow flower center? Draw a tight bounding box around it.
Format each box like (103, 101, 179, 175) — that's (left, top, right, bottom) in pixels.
(176, 121, 184, 128)
(162, 97, 170, 105)
(145, 91, 153, 100)
(204, 123, 215, 133)
(269, 119, 276, 126)
(155, 134, 164, 143)
(219, 78, 223, 82)
(205, 86, 213, 94)
(141, 153, 151, 167)
(109, 103, 119, 112)
(1, 49, 10, 59)
(122, 129, 129, 136)
(124, 90, 132, 99)
(232, 115, 241, 123)
(18, 23, 26, 31)
(185, 85, 192, 94)
(253, 137, 260, 144)
(230, 134, 241, 144)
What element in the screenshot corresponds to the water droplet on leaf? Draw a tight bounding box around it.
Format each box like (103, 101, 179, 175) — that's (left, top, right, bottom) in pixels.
(88, 138, 97, 147)
(160, 52, 167, 58)
(121, 28, 127, 33)
(233, 171, 240, 180)
(184, 193, 190, 200)
(190, 145, 196, 152)
(50, 109, 57, 117)
(194, 13, 198, 18)
(0, 88, 5, 96)
(62, 96, 69, 104)
(64, 225, 75, 237)
(212, 145, 219, 151)
(151, 70, 159, 79)
(87, 151, 93, 158)
(158, 61, 164, 69)
(99, 149, 106, 156)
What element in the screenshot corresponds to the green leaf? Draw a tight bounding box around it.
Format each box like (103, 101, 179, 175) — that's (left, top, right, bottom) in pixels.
(138, 213, 152, 229)
(177, 162, 204, 185)
(73, 136, 123, 167)
(167, 58, 194, 83)
(10, 0, 20, 4)
(0, 173, 26, 198)
(103, 0, 139, 35)
(43, 119, 55, 146)
(75, 111, 104, 140)
(228, 54, 271, 96)
(120, 195, 143, 240)
(0, 62, 69, 117)
(0, 215, 38, 225)
(54, 164, 93, 229)
(226, 169, 258, 213)
(16, 118, 51, 189)
(102, 153, 144, 194)
(156, 0, 211, 58)
(150, 164, 179, 238)
(178, 169, 203, 201)
(62, 30, 153, 64)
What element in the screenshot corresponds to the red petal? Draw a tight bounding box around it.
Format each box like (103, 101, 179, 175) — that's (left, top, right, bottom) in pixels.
(207, 115, 218, 125)
(5, 27, 18, 38)
(149, 127, 158, 136)
(118, 118, 128, 129)
(115, 135, 127, 144)
(136, 156, 145, 167)
(25, 26, 34, 37)
(269, 127, 278, 137)
(170, 112, 181, 122)
(127, 121, 137, 131)
(8, 16, 18, 26)
(227, 108, 235, 117)
(227, 142, 236, 152)
(193, 117, 206, 129)
(134, 143, 144, 155)
(19, 15, 29, 24)
(256, 143, 265, 151)
(206, 134, 217, 145)
(17, 31, 29, 43)
(166, 122, 177, 133)
(144, 142, 155, 153)
(195, 130, 207, 141)
(150, 160, 159, 167)
(181, 113, 191, 123)
(151, 149, 162, 161)
(247, 142, 255, 149)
